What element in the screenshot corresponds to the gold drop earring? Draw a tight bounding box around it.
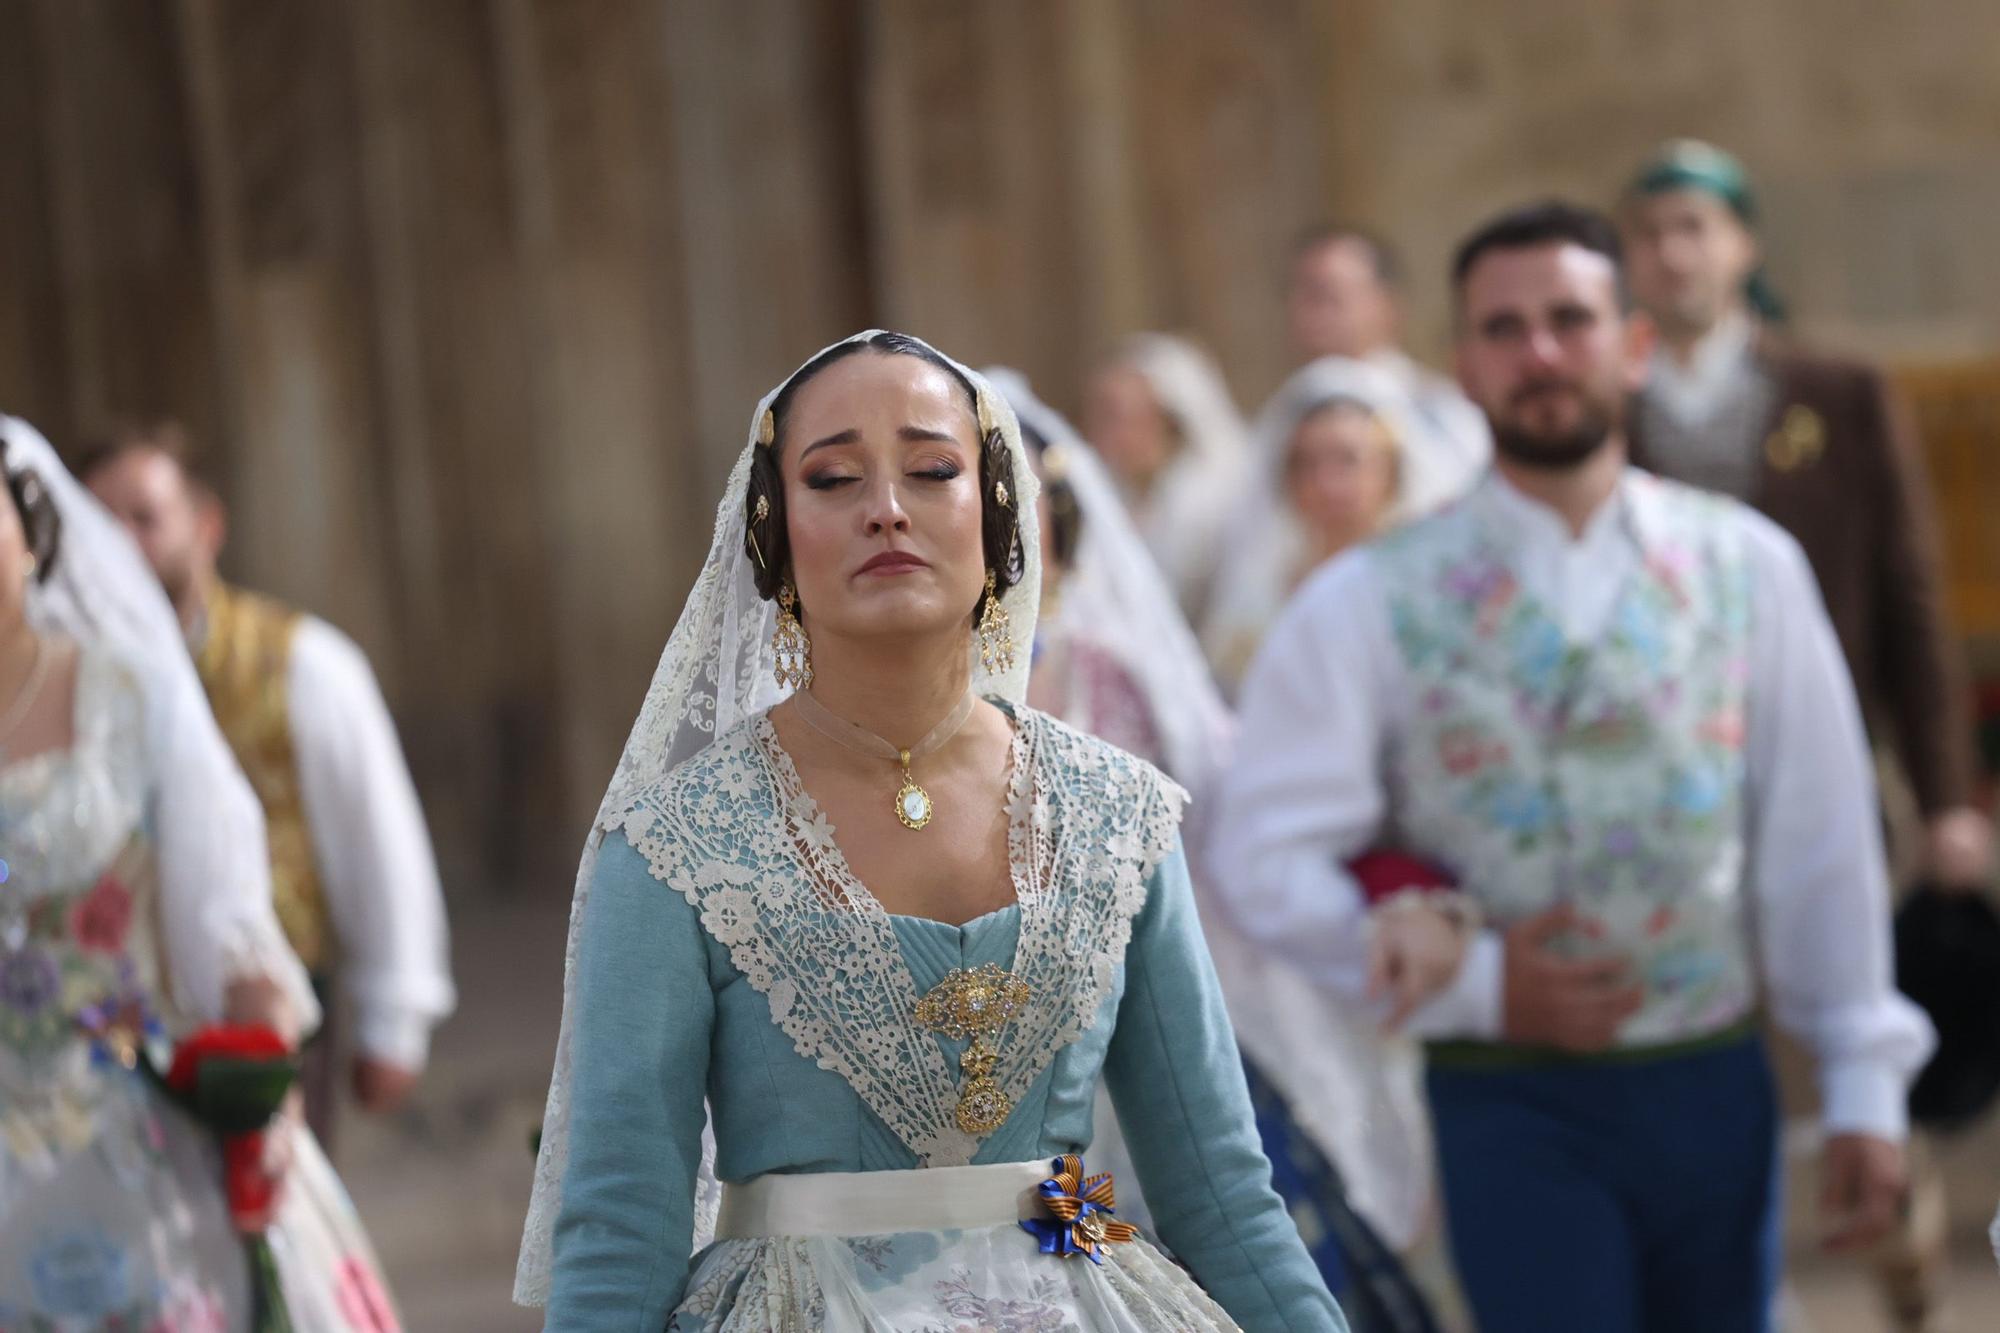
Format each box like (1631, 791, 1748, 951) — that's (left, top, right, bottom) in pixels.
(975, 571, 1014, 675)
(772, 584, 813, 689)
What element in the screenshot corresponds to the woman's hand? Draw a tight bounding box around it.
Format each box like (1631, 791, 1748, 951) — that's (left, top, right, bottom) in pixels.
(222, 973, 301, 1046)
(221, 973, 305, 1227)
(1927, 806, 1994, 890)
(1366, 895, 1473, 1031)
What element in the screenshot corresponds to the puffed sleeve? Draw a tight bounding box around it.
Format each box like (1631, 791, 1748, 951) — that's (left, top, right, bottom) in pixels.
(288, 618, 455, 1068)
(1103, 841, 1349, 1332)
(1740, 515, 1933, 1140)
(547, 831, 714, 1327)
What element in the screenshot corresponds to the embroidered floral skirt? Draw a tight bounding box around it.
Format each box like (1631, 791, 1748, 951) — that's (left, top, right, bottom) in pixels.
(0, 1050, 400, 1331)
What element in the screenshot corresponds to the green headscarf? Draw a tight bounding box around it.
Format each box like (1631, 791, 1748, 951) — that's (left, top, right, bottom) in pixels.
(1625, 139, 1786, 322)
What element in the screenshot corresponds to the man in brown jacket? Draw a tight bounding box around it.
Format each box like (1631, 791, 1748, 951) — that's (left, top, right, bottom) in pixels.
(1619, 139, 1990, 1333)
(1620, 141, 1988, 889)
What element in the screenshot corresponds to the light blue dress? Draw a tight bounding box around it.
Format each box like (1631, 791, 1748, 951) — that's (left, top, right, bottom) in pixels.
(546, 707, 1344, 1331)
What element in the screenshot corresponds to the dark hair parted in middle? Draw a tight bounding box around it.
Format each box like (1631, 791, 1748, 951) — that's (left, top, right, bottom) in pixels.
(1450, 200, 1631, 312)
(744, 332, 1021, 623)
(5, 466, 62, 584)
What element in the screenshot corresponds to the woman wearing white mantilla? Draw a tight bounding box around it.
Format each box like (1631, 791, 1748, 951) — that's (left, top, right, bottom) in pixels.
(0, 418, 399, 1331)
(1081, 334, 1252, 627)
(517, 333, 1345, 1331)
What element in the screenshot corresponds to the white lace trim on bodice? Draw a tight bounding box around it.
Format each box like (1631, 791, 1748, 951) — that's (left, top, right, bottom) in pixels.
(614, 706, 1186, 1167)
(0, 647, 146, 894)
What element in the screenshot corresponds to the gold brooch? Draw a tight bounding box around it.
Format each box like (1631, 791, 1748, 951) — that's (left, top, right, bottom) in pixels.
(1764, 404, 1826, 473)
(915, 964, 1031, 1135)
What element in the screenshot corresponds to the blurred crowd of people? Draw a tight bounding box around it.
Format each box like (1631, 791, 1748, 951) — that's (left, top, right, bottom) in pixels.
(996, 138, 1993, 1333)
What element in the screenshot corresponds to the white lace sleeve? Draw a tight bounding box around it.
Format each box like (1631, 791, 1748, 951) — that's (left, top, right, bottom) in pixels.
(144, 657, 319, 1034)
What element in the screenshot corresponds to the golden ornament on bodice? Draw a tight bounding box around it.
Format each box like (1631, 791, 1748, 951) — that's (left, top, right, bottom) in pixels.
(914, 964, 1032, 1136)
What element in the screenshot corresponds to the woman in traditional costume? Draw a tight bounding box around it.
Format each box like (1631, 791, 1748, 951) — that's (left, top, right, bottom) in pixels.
(0, 417, 399, 1330)
(1080, 334, 1251, 626)
(1202, 358, 1415, 697)
(518, 332, 1344, 1331)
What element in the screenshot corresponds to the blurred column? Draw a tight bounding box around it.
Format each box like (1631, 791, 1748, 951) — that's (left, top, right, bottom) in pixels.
(0, 0, 72, 437)
(28, 0, 223, 447)
(489, 0, 703, 827)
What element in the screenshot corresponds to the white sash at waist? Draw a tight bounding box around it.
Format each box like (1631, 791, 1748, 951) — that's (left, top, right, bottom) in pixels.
(715, 1161, 1052, 1239)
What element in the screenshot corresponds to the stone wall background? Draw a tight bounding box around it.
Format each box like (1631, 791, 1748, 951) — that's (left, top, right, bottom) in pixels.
(4, 0, 1997, 896)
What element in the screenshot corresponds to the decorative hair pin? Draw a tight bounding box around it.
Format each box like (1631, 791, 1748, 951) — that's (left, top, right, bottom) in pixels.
(994, 480, 1010, 509)
(757, 409, 776, 448)
(749, 494, 771, 569)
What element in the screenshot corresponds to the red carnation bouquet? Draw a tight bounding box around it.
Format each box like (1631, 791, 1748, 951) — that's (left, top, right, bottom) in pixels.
(148, 1024, 301, 1333)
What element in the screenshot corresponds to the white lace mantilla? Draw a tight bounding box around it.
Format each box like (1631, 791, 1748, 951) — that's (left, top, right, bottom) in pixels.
(614, 706, 1186, 1167)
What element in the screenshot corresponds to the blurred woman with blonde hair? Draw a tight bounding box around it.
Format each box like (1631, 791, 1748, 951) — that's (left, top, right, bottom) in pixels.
(1202, 358, 1417, 697)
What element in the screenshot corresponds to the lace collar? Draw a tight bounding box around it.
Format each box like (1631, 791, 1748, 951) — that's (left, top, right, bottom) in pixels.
(615, 705, 1185, 1165)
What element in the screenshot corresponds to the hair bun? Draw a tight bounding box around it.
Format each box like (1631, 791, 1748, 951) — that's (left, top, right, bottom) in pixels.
(5, 465, 63, 583)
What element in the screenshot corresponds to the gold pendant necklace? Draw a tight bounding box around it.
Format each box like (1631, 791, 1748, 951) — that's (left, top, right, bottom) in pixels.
(788, 688, 978, 833)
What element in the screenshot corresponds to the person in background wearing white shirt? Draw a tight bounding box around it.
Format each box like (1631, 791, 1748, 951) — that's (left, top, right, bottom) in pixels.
(1214, 201, 1933, 1333)
(1284, 223, 1491, 515)
(82, 423, 455, 1149)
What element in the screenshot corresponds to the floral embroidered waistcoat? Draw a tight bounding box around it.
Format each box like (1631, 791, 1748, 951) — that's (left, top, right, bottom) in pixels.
(1376, 480, 1757, 1044)
(195, 581, 331, 974)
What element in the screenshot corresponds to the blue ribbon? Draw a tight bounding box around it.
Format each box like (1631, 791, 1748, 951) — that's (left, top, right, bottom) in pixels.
(1018, 1154, 1135, 1264)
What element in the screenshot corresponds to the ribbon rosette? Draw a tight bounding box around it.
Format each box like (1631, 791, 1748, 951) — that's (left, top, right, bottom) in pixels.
(1020, 1154, 1137, 1263)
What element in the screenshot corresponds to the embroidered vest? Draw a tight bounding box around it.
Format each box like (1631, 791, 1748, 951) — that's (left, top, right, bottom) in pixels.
(194, 581, 332, 974)
(1376, 479, 1756, 1044)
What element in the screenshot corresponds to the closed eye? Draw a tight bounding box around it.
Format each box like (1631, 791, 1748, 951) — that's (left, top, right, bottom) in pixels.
(804, 474, 857, 491)
(911, 465, 961, 482)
